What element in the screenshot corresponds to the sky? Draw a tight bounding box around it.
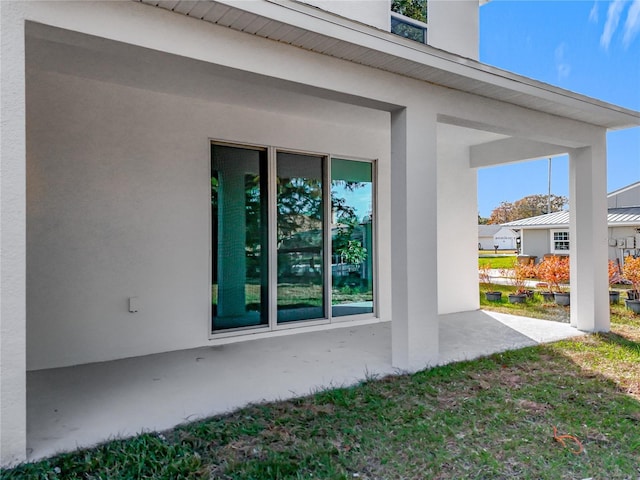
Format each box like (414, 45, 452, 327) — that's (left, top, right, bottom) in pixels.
(477, 0, 640, 218)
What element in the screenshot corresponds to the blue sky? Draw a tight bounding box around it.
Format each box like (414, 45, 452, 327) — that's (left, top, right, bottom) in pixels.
(477, 0, 640, 218)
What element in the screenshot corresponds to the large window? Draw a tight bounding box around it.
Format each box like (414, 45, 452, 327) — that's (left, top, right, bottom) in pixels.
(551, 230, 570, 254)
(211, 145, 268, 331)
(277, 152, 325, 323)
(211, 144, 376, 334)
(331, 159, 374, 317)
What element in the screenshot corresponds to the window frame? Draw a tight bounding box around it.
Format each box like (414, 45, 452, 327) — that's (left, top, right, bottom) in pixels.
(550, 229, 570, 254)
(209, 140, 378, 339)
(328, 155, 377, 323)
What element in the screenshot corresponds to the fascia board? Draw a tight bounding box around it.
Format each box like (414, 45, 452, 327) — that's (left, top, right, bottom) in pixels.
(209, 0, 640, 129)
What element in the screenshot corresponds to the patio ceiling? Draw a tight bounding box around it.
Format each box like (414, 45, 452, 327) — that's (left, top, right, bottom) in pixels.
(138, 0, 640, 130)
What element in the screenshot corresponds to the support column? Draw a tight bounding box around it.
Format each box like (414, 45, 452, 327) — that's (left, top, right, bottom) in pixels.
(0, 1, 27, 466)
(569, 135, 609, 332)
(390, 107, 439, 371)
(437, 127, 479, 314)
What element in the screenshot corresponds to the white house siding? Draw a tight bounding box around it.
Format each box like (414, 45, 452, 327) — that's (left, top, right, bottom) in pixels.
(521, 229, 550, 261)
(522, 226, 640, 263)
(2, 0, 634, 465)
(299, 0, 480, 60)
(478, 226, 517, 250)
(300, 0, 391, 30)
(26, 65, 391, 370)
(0, 0, 28, 465)
(609, 226, 640, 263)
(478, 236, 494, 250)
(428, 0, 479, 59)
(608, 183, 640, 208)
(437, 124, 480, 315)
(494, 227, 518, 250)
(13, 0, 616, 373)
(513, 223, 639, 263)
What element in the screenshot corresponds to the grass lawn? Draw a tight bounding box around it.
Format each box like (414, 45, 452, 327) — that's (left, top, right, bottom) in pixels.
(4, 302, 639, 479)
(479, 283, 571, 323)
(478, 255, 518, 269)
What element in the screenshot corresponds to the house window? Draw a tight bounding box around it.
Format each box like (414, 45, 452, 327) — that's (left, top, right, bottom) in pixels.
(276, 152, 325, 324)
(331, 158, 374, 317)
(211, 143, 376, 334)
(211, 145, 269, 331)
(551, 230, 570, 254)
(391, 0, 428, 44)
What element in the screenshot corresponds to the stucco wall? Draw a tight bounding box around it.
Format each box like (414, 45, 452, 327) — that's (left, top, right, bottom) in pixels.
(437, 125, 479, 314)
(521, 229, 549, 261)
(26, 69, 390, 370)
(1, 0, 618, 465)
(300, 0, 391, 30)
(428, 0, 479, 60)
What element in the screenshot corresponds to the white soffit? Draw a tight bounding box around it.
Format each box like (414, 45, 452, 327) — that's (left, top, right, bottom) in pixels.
(138, 0, 640, 130)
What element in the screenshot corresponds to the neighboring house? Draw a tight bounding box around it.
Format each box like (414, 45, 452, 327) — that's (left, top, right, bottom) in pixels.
(478, 225, 518, 250)
(608, 181, 640, 208)
(503, 184, 640, 264)
(2, 0, 639, 465)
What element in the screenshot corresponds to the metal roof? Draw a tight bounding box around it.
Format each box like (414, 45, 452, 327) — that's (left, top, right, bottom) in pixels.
(137, 0, 640, 130)
(503, 207, 640, 228)
(479, 225, 502, 236)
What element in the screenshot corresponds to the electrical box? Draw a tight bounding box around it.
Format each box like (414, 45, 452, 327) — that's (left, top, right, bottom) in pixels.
(608, 238, 618, 247)
(626, 237, 636, 249)
(636, 233, 640, 248)
(617, 238, 626, 248)
(128, 296, 139, 313)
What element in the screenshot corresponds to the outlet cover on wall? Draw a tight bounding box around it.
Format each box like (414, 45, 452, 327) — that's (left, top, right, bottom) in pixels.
(128, 296, 139, 313)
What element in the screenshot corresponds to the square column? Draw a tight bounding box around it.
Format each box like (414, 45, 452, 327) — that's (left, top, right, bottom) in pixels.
(390, 107, 439, 371)
(0, 2, 27, 466)
(436, 127, 479, 314)
(569, 135, 609, 332)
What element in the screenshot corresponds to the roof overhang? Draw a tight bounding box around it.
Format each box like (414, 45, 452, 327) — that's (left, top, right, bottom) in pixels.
(138, 0, 640, 130)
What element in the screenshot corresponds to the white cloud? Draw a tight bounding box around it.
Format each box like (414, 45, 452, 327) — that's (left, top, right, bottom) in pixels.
(554, 43, 571, 80)
(600, 0, 625, 50)
(623, 0, 640, 47)
(589, 1, 599, 23)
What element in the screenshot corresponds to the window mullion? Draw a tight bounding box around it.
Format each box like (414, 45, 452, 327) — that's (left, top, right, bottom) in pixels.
(268, 146, 278, 330)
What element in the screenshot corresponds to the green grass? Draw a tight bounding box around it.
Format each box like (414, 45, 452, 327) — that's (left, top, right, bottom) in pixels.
(478, 256, 518, 269)
(479, 283, 571, 323)
(4, 305, 639, 479)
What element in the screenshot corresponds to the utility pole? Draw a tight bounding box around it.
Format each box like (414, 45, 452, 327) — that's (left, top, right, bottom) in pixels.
(547, 157, 552, 214)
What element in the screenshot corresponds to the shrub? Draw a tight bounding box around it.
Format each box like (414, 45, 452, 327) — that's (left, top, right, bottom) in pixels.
(608, 259, 622, 288)
(479, 262, 491, 283)
(622, 256, 640, 292)
(501, 260, 530, 295)
(537, 256, 570, 293)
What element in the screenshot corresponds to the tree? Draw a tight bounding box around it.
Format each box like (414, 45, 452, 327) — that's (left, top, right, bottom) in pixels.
(488, 194, 568, 224)
(391, 0, 427, 23)
(488, 201, 513, 224)
(478, 213, 490, 225)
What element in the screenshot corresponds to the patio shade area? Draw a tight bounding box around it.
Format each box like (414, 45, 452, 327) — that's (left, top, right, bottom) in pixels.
(27, 311, 584, 461)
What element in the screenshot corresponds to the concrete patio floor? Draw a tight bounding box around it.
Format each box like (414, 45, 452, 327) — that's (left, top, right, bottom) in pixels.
(26, 310, 585, 461)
